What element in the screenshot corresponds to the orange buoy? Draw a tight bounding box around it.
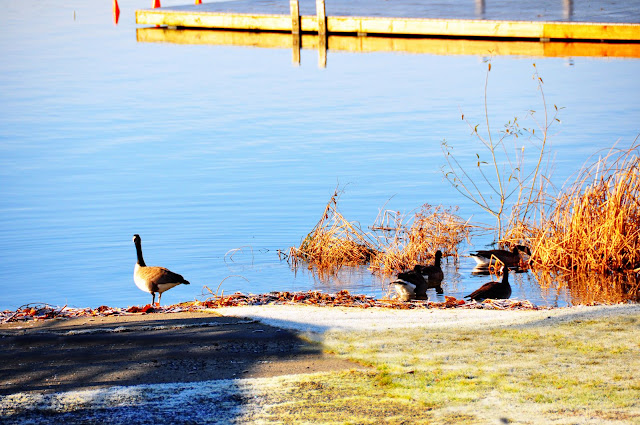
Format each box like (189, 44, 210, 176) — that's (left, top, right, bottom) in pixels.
(152, 0, 161, 8)
(113, 0, 120, 24)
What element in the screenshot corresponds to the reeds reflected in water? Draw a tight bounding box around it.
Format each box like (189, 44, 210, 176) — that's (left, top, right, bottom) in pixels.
(532, 269, 639, 305)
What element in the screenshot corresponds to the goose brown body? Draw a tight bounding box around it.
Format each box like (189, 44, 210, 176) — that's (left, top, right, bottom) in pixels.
(465, 268, 511, 301)
(416, 250, 444, 294)
(133, 234, 190, 305)
(397, 250, 444, 298)
(470, 245, 530, 268)
(394, 269, 426, 300)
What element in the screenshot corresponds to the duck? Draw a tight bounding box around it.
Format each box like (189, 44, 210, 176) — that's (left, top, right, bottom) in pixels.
(464, 267, 511, 301)
(470, 245, 531, 268)
(391, 279, 417, 302)
(133, 234, 190, 305)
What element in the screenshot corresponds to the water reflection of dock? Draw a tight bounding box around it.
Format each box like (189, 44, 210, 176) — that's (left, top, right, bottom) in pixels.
(136, 27, 640, 59)
(135, 0, 640, 65)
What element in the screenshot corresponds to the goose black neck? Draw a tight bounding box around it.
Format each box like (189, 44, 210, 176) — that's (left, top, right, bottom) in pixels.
(135, 239, 146, 267)
(434, 251, 442, 267)
(501, 269, 509, 283)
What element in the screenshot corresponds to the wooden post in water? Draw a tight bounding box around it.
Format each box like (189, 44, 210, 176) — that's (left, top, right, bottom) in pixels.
(316, 0, 327, 68)
(316, 0, 326, 36)
(290, 0, 301, 65)
(290, 0, 300, 34)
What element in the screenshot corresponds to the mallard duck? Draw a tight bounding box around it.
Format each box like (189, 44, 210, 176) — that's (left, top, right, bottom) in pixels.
(133, 234, 190, 305)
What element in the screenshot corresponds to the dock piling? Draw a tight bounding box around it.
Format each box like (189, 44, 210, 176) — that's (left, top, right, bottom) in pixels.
(290, 0, 300, 35)
(290, 0, 301, 65)
(316, 0, 327, 67)
(316, 0, 326, 36)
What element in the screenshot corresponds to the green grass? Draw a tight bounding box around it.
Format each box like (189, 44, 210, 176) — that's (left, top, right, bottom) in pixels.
(239, 313, 640, 424)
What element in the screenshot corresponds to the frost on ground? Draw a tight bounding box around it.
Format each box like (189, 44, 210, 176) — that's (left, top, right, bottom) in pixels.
(0, 375, 300, 424)
(216, 302, 640, 336)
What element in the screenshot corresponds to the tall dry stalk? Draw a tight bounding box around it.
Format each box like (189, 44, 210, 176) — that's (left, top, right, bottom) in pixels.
(441, 62, 560, 241)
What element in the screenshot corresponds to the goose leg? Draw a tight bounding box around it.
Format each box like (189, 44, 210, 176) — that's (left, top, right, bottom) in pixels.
(158, 292, 162, 306)
(152, 293, 156, 306)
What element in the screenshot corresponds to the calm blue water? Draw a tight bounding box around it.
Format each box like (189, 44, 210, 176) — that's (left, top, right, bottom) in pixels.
(1, 0, 639, 310)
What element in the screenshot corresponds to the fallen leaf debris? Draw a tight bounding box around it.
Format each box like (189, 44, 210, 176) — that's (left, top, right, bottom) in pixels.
(1, 290, 550, 323)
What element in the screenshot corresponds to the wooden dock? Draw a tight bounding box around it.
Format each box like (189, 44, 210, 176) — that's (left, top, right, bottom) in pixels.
(136, 0, 640, 41)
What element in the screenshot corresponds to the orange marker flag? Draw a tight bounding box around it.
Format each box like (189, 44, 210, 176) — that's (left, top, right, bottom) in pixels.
(113, 0, 120, 24)
(152, 0, 161, 8)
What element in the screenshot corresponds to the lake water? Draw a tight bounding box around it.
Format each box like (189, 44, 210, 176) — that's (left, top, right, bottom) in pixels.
(1, 0, 639, 310)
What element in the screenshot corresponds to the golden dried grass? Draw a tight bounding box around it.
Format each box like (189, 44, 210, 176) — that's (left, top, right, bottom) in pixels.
(507, 143, 640, 276)
(369, 204, 473, 273)
(288, 189, 379, 272)
(289, 191, 474, 274)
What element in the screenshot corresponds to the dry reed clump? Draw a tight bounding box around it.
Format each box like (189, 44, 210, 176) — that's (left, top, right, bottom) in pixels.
(369, 204, 473, 273)
(288, 190, 380, 272)
(507, 144, 640, 276)
(288, 192, 473, 274)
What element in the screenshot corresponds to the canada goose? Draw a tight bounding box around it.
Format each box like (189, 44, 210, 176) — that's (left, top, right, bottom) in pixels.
(465, 267, 511, 301)
(415, 250, 444, 293)
(391, 279, 417, 302)
(470, 245, 531, 268)
(396, 267, 428, 300)
(133, 234, 190, 305)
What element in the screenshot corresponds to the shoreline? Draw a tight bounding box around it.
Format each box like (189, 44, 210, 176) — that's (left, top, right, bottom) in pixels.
(2, 303, 639, 424)
(0, 288, 616, 326)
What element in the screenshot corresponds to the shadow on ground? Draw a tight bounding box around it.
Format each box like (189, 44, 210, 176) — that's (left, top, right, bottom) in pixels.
(0, 312, 356, 423)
